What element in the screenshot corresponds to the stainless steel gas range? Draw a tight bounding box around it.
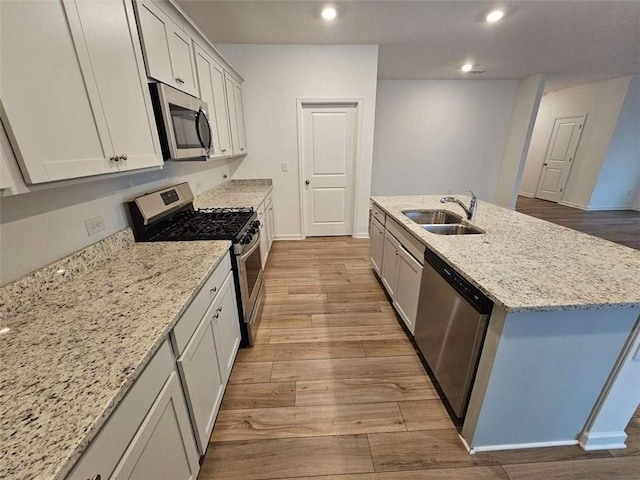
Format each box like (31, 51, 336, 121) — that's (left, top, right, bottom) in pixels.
(127, 182, 264, 346)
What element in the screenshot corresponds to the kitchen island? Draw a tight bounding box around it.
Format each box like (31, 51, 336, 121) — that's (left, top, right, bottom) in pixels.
(371, 195, 640, 453)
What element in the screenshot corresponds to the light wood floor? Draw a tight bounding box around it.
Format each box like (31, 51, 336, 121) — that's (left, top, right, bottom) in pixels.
(516, 196, 640, 250)
(199, 237, 640, 480)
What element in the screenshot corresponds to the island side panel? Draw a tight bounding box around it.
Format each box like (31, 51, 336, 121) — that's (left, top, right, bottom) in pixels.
(462, 306, 639, 451)
(579, 313, 640, 450)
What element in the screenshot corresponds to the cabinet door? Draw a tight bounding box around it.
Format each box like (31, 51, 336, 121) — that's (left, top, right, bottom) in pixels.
(259, 209, 269, 268)
(176, 301, 225, 454)
(135, 0, 196, 96)
(111, 372, 200, 480)
(213, 272, 241, 382)
(233, 81, 247, 153)
(369, 217, 385, 275)
(267, 200, 275, 248)
(194, 44, 232, 158)
(72, 0, 162, 173)
(167, 26, 198, 97)
(381, 230, 400, 298)
(394, 246, 422, 335)
(1, 0, 117, 183)
(225, 74, 240, 155)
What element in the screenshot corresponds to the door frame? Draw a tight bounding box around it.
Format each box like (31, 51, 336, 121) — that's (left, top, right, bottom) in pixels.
(296, 98, 363, 239)
(534, 114, 587, 203)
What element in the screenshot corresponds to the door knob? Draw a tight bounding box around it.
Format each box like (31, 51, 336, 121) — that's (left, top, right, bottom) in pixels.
(305, 180, 310, 185)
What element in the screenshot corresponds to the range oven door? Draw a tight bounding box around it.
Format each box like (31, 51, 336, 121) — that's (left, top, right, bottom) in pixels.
(154, 83, 212, 160)
(237, 233, 264, 344)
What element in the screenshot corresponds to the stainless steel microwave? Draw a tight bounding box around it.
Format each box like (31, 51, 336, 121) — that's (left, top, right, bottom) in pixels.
(150, 83, 212, 160)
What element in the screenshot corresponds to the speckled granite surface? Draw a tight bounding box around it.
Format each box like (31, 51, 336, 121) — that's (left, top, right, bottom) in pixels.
(0, 232, 231, 480)
(0, 229, 134, 322)
(194, 178, 272, 210)
(372, 195, 640, 312)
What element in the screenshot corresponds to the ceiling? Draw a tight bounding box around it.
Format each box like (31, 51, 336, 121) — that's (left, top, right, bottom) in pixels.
(177, 1, 640, 91)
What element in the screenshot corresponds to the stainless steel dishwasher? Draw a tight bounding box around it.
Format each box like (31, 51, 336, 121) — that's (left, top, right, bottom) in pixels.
(415, 248, 493, 420)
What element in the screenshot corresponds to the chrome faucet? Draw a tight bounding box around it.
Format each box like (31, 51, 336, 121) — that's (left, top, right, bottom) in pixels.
(440, 191, 478, 221)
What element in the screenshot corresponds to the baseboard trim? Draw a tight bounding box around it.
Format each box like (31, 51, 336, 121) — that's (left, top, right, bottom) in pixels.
(559, 200, 635, 212)
(355, 232, 370, 239)
(518, 191, 535, 198)
(578, 431, 628, 451)
(558, 200, 590, 210)
(469, 439, 578, 453)
(273, 234, 303, 241)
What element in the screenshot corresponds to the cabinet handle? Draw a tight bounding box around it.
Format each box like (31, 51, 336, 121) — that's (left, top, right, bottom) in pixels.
(221, 149, 227, 153)
(119, 154, 127, 161)
(217, 306, 223, 313)
(395, 249, 399, 255)
(210, 286, 217, 293)
(110, 155, 118, 162)
(240, 148, 245, 151)
(88, 475, 101, 480)
(175, 77, 184, 84)
(214, 313, 219, 319)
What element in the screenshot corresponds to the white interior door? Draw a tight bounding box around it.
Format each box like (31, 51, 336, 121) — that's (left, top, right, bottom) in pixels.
(536, 115, 586, 202)
(300, 104, 357, 237)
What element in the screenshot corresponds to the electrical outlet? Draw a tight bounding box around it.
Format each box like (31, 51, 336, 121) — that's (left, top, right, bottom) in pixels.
(281, 162, 288, 172)
(85, 216, 105, 237)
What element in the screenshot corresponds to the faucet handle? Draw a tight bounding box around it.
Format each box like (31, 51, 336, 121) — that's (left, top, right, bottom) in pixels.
(467, 190, 477, 200)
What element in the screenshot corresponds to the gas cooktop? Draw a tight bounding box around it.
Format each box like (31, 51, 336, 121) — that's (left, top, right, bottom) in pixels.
(147, 207, 255, 242)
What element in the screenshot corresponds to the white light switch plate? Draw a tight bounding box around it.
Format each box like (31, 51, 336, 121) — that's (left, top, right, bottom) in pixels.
(281, 162, 288, 172)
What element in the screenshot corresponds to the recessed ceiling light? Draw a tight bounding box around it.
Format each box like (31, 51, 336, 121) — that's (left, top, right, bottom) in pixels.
(321, 7, 337, 20)
(486, 9, 505, 23)
(461, 63, 474, 73)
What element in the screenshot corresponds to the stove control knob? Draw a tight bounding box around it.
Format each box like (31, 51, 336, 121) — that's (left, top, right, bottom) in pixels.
(241, 235, 251, 244)
(253, 220, 261, 228)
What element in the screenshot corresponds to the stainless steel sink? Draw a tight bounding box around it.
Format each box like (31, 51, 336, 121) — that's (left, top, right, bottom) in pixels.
(403, 210, 462, 225)
(421, 224, 484, 235)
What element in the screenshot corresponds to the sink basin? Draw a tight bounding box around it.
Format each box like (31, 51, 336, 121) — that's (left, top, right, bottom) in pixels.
(422, 224, 484, 235)
(403, 210, 462, 225)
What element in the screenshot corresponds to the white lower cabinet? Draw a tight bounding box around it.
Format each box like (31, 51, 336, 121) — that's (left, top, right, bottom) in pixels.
(212, 273, 242, 382)
(394, 245, 422, 334)
(266, 200, 275, 249)
(381, 230, 401, 298)
(177, 291, 226, 455)
(369, 216, 385, 275)
(371, 207, 424, 336)
(258, 194, 274, 267)
(111, 372, 200, 480)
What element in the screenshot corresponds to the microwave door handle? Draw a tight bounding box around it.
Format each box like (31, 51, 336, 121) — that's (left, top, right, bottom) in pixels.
(196, 108, 212, 152)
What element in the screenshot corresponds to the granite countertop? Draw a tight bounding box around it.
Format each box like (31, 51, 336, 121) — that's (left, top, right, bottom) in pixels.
(372, 195, 640, 312)
(0, 230, 231, 480)
(194, 178, 272, 210)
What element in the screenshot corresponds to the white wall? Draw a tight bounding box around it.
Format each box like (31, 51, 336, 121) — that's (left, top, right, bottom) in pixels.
(493, 74, 545, 209)
(519, 76, 632, 209)
(590, 76, 640, 209)
(217, 44, 379, 239)
(371, 79, 519, 200)
(0, 159, 234, 285)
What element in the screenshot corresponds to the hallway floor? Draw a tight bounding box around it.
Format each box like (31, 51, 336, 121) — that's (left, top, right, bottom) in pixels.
(199, 237, 640, 480)
(516, 196, 640, 250)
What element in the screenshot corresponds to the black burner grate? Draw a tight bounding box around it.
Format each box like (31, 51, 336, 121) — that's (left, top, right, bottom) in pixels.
(148, 207, 254, 242)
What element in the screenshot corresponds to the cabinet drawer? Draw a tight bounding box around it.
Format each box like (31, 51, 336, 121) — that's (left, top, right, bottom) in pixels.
(67, 341, 174, 480)
(170, 251, 231, 355)
(386, 217, 426, 266)
(371, 203, 386, 226)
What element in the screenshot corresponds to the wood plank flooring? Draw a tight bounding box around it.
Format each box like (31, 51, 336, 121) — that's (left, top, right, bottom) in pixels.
(199, 237, 640, 480)
(516, 196, 640, 250)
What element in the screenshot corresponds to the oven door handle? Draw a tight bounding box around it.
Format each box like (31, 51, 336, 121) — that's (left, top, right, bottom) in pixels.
(240, 235, 261, 261)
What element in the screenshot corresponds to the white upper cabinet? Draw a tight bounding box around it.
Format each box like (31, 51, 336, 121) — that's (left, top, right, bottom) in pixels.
(0, 0, 162, 184)
(225, 74, 248, 156)
(135, 0, 198, 97)
(194, 43, 233, 158)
